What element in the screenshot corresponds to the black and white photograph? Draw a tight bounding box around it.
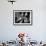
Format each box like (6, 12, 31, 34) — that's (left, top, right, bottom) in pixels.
(13, 10, 32, 25)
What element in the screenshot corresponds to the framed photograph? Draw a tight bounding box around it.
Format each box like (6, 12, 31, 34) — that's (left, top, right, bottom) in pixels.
(13, 10, 32, 25)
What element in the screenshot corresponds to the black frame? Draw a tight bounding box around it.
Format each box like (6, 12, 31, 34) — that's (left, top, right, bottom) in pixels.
(13, 10, 33, 26)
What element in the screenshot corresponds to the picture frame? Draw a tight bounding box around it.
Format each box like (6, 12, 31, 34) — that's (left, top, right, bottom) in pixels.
(13, 10, 33, 26)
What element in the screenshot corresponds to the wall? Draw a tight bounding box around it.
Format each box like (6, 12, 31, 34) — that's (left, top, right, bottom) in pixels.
(0, 0, 46, 42)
